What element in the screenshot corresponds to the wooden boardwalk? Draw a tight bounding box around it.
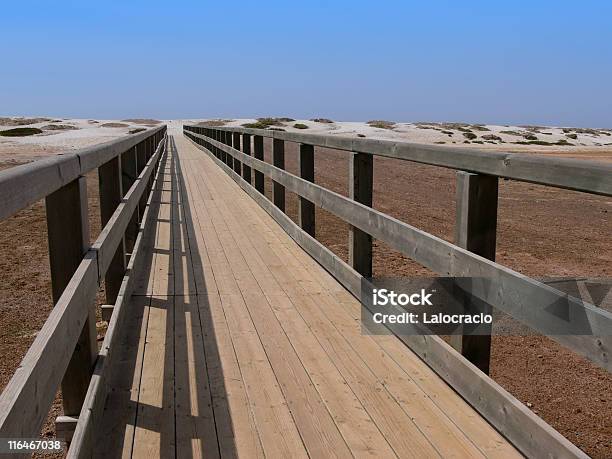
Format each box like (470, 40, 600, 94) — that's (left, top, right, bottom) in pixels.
(96, 127, 521, 458)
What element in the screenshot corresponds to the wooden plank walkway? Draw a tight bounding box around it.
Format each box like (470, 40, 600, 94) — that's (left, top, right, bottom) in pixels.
(95, 125, 522, 458)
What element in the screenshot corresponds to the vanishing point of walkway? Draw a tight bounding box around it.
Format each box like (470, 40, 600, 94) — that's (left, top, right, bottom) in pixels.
(95, 124, 520, 458)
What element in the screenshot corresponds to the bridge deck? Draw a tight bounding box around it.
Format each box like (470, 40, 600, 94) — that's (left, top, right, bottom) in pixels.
(96, 126, 520, 458)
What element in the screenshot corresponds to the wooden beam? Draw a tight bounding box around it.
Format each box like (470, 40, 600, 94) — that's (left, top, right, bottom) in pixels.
(45, 176, 97, 417)
(233, 132, 242, 175)
(253, 135, 265, 194)
(348, 153, 373, 277)
(183, 125, 612, 196)
(242, 133, 252, 184)
(272, 139, 285, 211)
(189, 136, 589, 459)
(0, 126, 166, 223)
(189, 131, 612, 370)
(298, 144, 315, 237)
(121, 146, 139, 257)
(98, 157, 125, 304)
(449, 172, 498, 374)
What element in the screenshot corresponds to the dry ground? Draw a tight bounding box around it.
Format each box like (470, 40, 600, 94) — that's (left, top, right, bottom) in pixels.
(0, 140, 610, 457)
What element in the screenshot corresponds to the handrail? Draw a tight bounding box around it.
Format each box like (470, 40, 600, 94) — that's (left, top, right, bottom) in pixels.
(184, 126, 611, 371)
(0, 126, 166, 441)
(0, 125, 166, 222)
(184, 126, 592, 459)
(187, 125, 612, 196)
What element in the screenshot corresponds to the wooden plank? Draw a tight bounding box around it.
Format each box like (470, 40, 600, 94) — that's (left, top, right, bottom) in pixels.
(98, 156, 126, 303)
(193, 171, 353, 458)
(253, 135, 265, 194)
(272, 139, 285, 211)
(184, 125, 612, 196)
(46, 176, 97, 417)
(187, 134, 590, 458)
(242, 133, 252, 183)
(190, 133, 612, 369)
(449, 171, 498, 373)
(174, 296, 219, 458)
(69, 142, 166, 458)
(0, 253, 99, 438)
(298, 143, 315, 237)
(348, 152, 373, 277)
(0, 126, 165, 222)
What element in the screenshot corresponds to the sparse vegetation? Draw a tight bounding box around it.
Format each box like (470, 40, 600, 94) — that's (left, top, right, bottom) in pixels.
(129, 128, 146, 134)
(0, 117, 50, 126)
(566, 133, 578, 139)
(481, 134, 502, 142)
(101, 122, 129, 128)
(196, 119, 233, 127)
(470, 125, 490, 131)
(268, 127, 286, 131)
(293, 123, 309, 129)
(121, 118, 161, 125)
(471, 140, 484, 144)
(500, 130, 521, 136)
(310, 118, 334, 123)
(357, 133, 366, 138)
(0, 127, 43, 137)
(523, 133, 539, 141)
(441, 130, 454, 135)
(42, 124, 78, 131)
(463, 132, 477, 140)
(434, 141, 446, 144)
(243, 117, 294, 129)
(367, 120, 396, 130)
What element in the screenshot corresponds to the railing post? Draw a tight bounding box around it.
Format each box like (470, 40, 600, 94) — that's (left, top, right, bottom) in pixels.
(348, 153, 373, 277)
(121, 146, 139, 256)
(253, 135, 265, 194)
(232, 132, 242, 175)
(45, 176, 97, 417)
(242, 133, 252, 183)
(272, 138, 285, 211)
(98, 156, 125, 303)
(225, 131, 232, 167)
(298, 143, 315, 236)
(449, 171, 498, 374)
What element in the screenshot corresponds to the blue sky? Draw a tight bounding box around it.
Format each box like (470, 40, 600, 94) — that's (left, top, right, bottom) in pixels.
(1, 1, 611, 127)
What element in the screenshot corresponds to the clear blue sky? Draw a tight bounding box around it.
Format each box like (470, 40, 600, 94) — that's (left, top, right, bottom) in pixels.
(1, 0, 611, 127)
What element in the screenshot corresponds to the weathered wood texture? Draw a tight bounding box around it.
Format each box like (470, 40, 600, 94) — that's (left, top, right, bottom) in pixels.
(185, 129, 588, 459)
(46, 176, 97, 416)
(186, 126, 586, 458)
(185, 124, 612, 196)
(348, 152, 373, 278)
(187, 128, 611, 371)
(449, 172, 498, 374)
(298, 143, 315, 236)
(0, 127, 166, 441)
(0, 126, 165, 222)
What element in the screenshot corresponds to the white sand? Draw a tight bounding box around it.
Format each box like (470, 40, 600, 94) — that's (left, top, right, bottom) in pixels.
(2, 116, 611, 165)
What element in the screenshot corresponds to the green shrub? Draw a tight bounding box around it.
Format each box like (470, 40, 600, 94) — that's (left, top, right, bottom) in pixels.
(310, 118, 334, 123)
(242, 122, 269, 129)
(463, 132, 477, 140)
(0, 127, 43, 137)
(293, 123, 308, 129)
(565, 133, 578, 139)
(482, 134, 502, 141)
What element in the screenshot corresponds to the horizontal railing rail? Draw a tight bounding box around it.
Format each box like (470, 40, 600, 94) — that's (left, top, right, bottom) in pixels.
(0, 126, 166, 446)
(0, 125, 166, 221)
(189, 125, 612, 196)
(183, 122, 606, 459)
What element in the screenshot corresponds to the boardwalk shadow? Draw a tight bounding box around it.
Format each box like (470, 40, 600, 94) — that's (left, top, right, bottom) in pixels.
(96, 136, 237, 458)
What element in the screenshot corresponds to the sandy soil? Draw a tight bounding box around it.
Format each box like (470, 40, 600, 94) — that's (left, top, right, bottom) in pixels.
(0, 118, 610, 457)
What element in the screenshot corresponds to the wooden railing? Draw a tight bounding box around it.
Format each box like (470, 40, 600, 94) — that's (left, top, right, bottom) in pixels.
(184, 124, 610, 459)
(0, 126, 166, 451)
